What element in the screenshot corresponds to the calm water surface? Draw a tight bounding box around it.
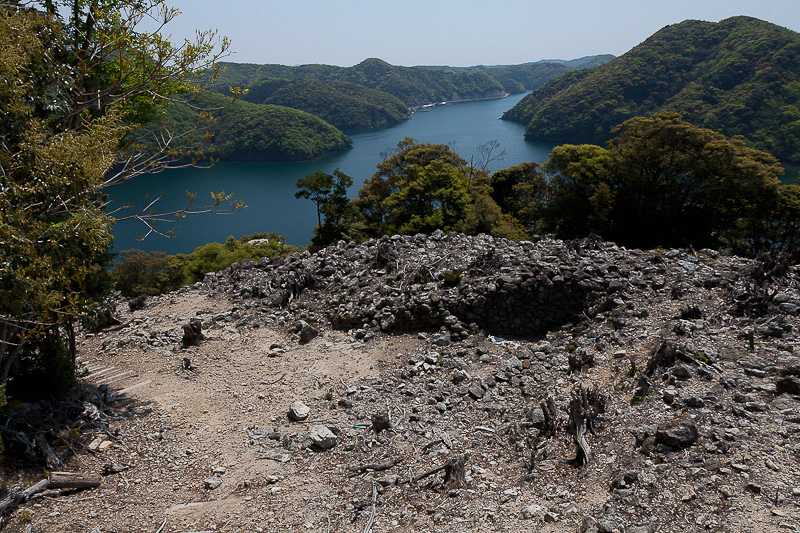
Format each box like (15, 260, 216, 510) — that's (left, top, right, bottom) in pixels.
(110, 92, 556, 254)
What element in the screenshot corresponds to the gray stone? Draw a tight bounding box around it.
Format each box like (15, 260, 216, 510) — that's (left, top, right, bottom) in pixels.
(662, 388, 678, 404)
(521, 504, 542, 519)
(685, 396, 706, 408)
(671, 364, 692, 379)
(309, 425, 338, 450)
(467, 382, 485, 400)
(288, 400, 310, 421)
(452, 369, 469, 385)
(203, 476, 223, 490)
(656, 413, 699, 448)
(432, 333, 451, 347)
(299, 323, 319, 344)
(598, 515, 624, 533)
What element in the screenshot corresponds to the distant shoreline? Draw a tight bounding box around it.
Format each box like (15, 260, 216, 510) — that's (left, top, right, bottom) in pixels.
(408, 92, 511, 111)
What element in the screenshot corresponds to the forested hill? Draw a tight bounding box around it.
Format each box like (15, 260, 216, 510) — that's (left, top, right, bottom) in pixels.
(209, 56, 614, 111)
(166, 92, 352, 161)
(503, 16, 800, 164)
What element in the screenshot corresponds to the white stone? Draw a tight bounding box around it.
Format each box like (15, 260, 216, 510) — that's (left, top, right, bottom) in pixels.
(309, 425, 337, 450)
(288, 400, 310, 421)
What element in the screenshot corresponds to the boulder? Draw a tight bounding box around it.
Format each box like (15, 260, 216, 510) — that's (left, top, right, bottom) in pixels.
(309, 425, 338, 450)
(656, 413, 699, 449)
(288, 400, 310, 421)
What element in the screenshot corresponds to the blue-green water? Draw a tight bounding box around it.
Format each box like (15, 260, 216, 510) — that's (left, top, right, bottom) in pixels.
(109, 92, 556, 254)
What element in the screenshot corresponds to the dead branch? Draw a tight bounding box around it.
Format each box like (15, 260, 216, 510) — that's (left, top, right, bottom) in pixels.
(412, 455, 466, 489)
(347, 457, 404, 476)
(0, 471, 101, 516)
(363, 481, 377, 533)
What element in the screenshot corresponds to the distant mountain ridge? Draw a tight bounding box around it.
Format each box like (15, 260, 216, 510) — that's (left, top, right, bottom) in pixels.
(503, 16, 800, 163)
(210, 55, 614, 114)
(175, 55, 613, 161)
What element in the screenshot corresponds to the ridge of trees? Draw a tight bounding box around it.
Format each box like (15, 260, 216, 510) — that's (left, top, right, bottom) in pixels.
(293, 115, 798, 261)
(503, 16, 800, 164)
(121, 115, 799, 306)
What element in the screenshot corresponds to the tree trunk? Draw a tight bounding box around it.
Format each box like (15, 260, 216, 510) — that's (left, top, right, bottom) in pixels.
(442, 455, 466, 489)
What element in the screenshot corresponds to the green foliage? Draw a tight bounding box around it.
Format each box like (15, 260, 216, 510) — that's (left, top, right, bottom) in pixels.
(165, 92, 352, 161)
(110, 233, 301, 296)
(296, 170, 357, 251)
(259, 79, 408, 130)
(112, 250, 185, 297)
(1, 1, 230, 402)
(504, 17, 800, 164)
(542, 113, 784, 251)
(181, 233, 301, 284)
(489, 162, 549, 233)
(345, 138, 524, 242)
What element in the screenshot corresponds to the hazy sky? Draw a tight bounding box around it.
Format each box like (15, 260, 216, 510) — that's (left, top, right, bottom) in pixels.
(155, 0, 800, 67)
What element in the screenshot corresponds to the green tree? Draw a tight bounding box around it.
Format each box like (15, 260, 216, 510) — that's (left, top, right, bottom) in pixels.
(489, 161, 549, 232)
(543, 144, 615, 238)
(607, 112, 782, 249)
(295, 169, 356, 250)
(542, 113, 783, 250)
(352, 139, 471, 238)
(0, 1, 234, 399)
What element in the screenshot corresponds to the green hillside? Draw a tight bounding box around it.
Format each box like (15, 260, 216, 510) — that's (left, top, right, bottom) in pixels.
(166, 92, 351, 161)
(258, 79, 409, 130)
(503, 17, 800, 163)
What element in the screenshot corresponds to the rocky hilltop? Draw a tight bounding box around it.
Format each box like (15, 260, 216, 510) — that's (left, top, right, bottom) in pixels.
(4, 232, 800, 532)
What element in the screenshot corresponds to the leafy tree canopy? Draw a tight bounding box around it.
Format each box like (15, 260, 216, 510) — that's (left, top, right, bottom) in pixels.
(541, 113, 784, 251)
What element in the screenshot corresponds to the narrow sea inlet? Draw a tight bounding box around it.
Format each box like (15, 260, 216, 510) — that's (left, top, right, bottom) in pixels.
(109, 92, 556, 254)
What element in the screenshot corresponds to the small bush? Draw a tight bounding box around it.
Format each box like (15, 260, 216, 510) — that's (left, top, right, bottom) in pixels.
(443, 270, 462, 287)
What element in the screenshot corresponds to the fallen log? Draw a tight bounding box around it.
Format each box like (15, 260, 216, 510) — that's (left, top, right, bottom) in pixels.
(47, 472, 102, 490)
(0, 472, 100, 516)
(0, 479, 48, 515)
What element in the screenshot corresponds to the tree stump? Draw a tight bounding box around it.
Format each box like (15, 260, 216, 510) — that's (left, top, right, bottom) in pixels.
(182, 319, 204, 347)
(90, 309, 121, 332)
(569, 385, 606, 467)
(372, 411, 391, 432)
(442, 455, 466, 489)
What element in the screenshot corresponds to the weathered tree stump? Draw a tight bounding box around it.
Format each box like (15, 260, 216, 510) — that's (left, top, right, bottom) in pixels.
(568, 349, 594, 373)
(372, 411, 391, 432)
(90, 309, 122, 332)
(540, 396, 558, 438)
(413, 455, 467, 489)
(442, 455, 466, 489)
(182, 319, 204, 347)
(569, 385, 606, 467)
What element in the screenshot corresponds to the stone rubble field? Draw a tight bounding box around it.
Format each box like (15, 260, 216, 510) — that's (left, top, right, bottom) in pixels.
(2, 231, 800, 532)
